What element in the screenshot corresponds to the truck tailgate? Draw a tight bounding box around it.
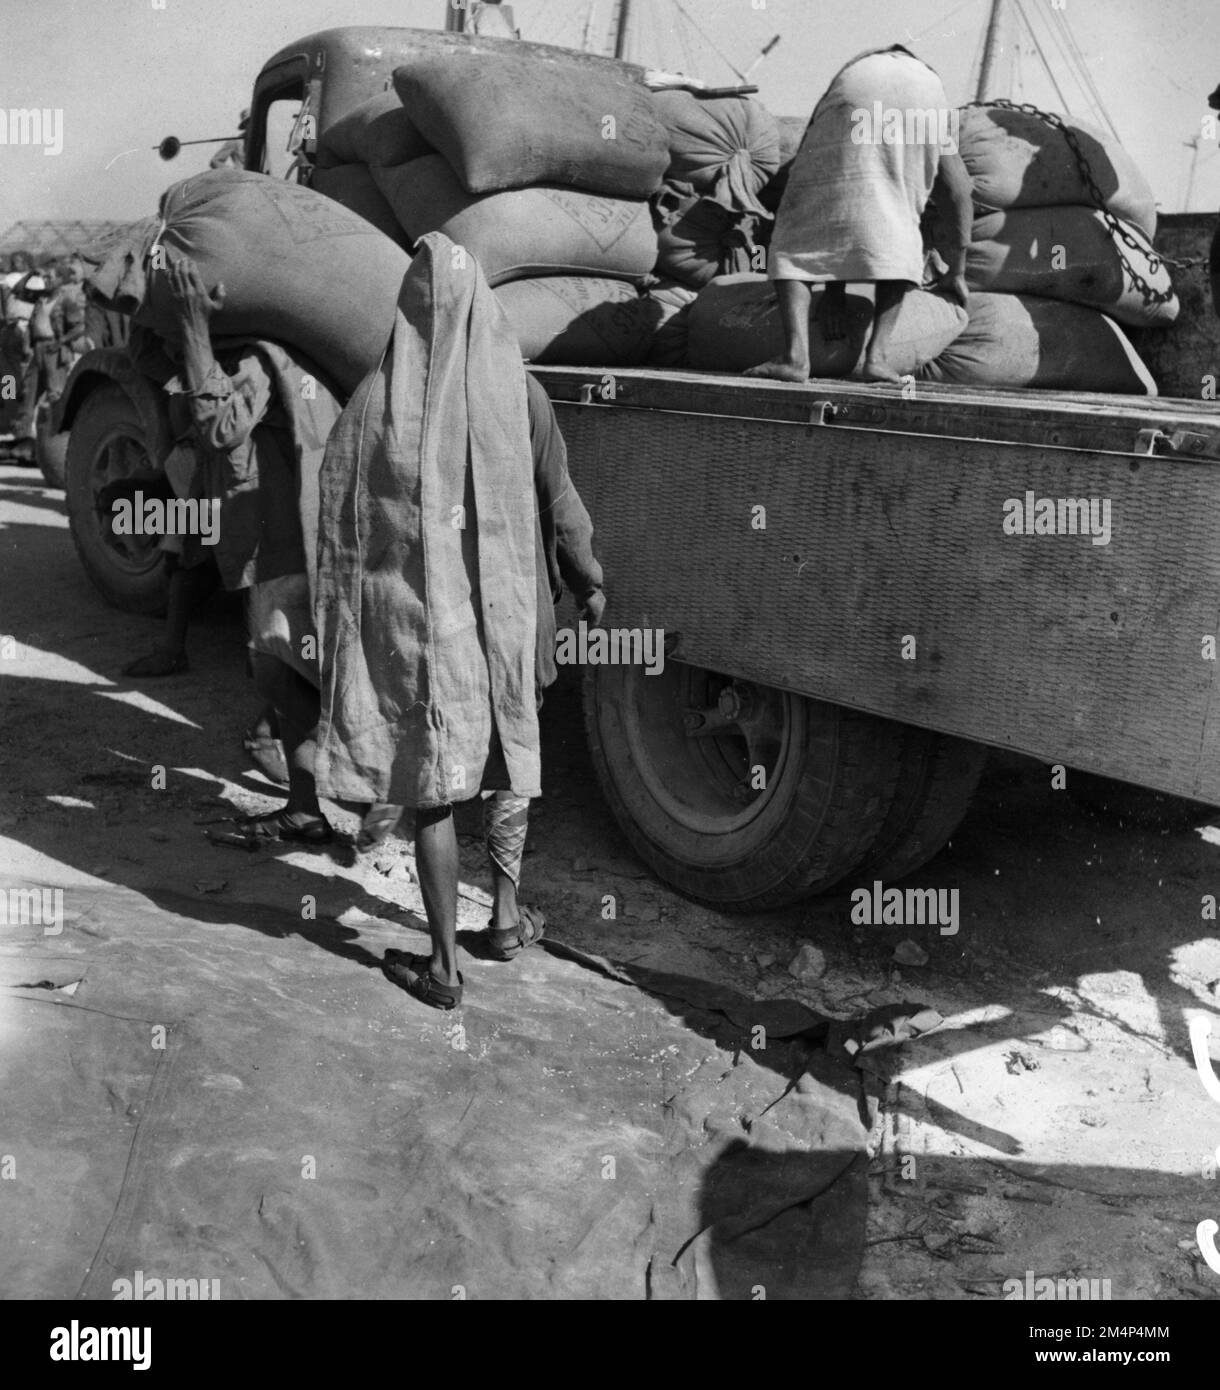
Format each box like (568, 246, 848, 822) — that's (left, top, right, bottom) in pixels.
(536, 366, 1220, 804)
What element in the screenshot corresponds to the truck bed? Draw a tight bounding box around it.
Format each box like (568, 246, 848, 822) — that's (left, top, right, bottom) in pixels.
(536, 366, 1220, 804)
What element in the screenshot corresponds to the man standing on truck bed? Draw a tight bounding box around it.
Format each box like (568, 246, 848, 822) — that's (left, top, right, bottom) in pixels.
(746, 43, 973, 383)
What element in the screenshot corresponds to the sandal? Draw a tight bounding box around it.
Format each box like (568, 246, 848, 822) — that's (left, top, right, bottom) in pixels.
(207, 808, 333, 848)
(382, 951, 463, 1010)
(487, 904, 546, 961)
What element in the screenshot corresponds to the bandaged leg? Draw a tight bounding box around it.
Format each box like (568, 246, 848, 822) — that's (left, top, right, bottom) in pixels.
(483, 791, 530, 890)
(483, 791, 546, 956)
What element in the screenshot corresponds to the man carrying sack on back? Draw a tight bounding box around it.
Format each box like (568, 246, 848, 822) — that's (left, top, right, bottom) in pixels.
(314, 232, 605, 1012)
(152, 253, 346, 844)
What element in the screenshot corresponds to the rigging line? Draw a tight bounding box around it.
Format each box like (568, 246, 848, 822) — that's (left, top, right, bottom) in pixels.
(629, 0, 644, 65)
(1012, 0, 1075, 117)
(966, 3, 989, 101)
(910, 0, 984, 46)
(580, 0, 600, 54)
(1022, 0, 1096, 121)
(1052, 4, 1122, 140)
(1146, 61, 1201, 102)
(676, 1, 707, 80)
(670, 0, 745, 81)
(639, 0, 669, 68)
(1052, 3, 1111, 112)
(1051, 15, 1116, 138)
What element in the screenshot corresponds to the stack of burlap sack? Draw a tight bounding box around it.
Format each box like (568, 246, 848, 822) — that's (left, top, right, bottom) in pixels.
(686, 104, 1176, 393)
(363, 37, 668, 366)
(80, 173, 411, 396)
(83, 26, 1176, 396)
(920, 104, 1175, 393)
(313, 33, 785, 370)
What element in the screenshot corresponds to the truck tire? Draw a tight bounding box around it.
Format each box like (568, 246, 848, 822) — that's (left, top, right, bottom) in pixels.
(853, 729, 988, 883)
(34, 393, 69, 489)
(1065, 771, 1210, 831)
(65, 383, 169, 615)
(582, 660, 905, 911)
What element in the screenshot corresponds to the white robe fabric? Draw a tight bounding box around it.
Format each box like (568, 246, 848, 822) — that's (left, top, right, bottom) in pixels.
(769, 49, 953, 285)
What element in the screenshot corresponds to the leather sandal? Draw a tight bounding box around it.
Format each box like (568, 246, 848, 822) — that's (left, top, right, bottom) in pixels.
(383, 951, 463, 1010)
(487, 904, 546, 961)
(207, 808, 333, 848)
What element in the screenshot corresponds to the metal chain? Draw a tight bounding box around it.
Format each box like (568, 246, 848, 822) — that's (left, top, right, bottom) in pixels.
(961, 99, 1200, 306)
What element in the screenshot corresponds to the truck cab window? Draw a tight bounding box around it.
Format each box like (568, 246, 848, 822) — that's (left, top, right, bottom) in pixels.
(261, 94, 307, 181)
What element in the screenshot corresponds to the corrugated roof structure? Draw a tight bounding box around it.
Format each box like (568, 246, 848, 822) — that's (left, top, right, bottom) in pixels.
(0, 220, 134, 263)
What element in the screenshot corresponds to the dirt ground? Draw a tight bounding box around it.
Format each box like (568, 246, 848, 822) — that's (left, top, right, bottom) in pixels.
(2, 459, 1219, 1301)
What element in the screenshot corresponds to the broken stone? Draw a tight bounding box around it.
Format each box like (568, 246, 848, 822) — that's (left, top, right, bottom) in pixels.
(893, 939, 928, 967)
(787, 944, 827, 980)
(194, 880, 228, 895)
(1005, 1049, 1040, 1074)
(756, 953, 775, 969)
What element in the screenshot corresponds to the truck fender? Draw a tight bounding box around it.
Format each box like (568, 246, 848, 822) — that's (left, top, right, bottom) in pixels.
(53, 347, 173, 471)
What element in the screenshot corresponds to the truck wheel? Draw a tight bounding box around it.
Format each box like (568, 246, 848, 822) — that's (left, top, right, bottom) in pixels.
(582, 661, 905, 911)
(1065, 771, 1209, 831)
(65, 383, 169, 615)
(854, 729, 988, 883)
(34, 393, 69, 489)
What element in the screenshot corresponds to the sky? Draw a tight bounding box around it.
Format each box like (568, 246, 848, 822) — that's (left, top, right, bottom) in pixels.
(0, 0, 1217, 234)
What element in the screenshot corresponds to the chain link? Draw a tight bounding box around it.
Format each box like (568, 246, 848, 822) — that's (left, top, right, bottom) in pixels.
(961, 99, 1199, 307)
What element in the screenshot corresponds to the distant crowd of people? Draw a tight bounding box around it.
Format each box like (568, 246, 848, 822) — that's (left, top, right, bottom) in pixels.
(0, 248, 125, 458)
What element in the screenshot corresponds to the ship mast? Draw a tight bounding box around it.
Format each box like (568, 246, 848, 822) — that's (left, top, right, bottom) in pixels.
(610, 0, 633, 60)
(975, 0, 1007, 101)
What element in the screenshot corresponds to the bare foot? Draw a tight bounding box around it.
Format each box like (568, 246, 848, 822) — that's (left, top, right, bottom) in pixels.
(858, 354, 905, 384)
(744, 358, 810, 382)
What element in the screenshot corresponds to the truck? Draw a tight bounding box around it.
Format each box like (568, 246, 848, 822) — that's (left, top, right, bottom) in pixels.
(52, 24, 1220, 912)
